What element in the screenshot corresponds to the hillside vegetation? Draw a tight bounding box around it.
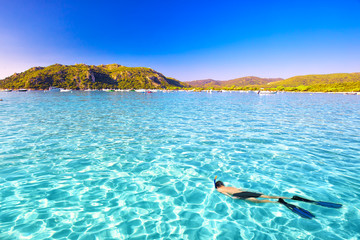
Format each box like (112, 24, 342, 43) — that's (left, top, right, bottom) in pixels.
(2, 65, 359, 92)
(266, 73, 360, 92)
(187, 77, 282, 88)
(187, 73, 360, 92)
(0, 64, 186, 90)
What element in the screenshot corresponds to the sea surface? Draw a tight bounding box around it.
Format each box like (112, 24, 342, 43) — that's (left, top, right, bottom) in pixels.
(0, 91, 359, 240)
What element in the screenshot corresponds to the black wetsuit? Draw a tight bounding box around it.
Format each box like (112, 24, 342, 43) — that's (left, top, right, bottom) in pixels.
(233, 192, 262, 199)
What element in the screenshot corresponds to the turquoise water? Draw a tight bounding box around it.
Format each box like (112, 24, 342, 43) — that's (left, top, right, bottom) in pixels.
(0, 91, 359, 240)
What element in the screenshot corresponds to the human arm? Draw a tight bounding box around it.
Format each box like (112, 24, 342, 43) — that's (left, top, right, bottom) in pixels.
(223, 192, 237, 199)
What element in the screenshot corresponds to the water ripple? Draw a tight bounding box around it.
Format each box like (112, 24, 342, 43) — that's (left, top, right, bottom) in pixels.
(0, 91, 359, 239)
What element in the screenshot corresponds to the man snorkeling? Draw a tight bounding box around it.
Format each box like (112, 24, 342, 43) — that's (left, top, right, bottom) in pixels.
(214, 180, 289, 203)
(214, 176, 342, 219)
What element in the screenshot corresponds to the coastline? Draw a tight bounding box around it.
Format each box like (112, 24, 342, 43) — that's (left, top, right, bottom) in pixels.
(1, 88, 359, 95)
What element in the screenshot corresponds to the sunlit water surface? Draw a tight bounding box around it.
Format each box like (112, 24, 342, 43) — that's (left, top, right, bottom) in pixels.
(0, 91, 359, 240)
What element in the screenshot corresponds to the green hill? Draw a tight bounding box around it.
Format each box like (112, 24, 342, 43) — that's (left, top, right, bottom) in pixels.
(2, 65, 359, 92)
(187, 77, 282, 88)
(267, 73, 360, 92)
(0, 64, 186, 90)
(187, 73, 360, 92)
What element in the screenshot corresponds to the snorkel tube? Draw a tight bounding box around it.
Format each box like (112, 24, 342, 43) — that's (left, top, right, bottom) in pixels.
(214, 176, 217, 188)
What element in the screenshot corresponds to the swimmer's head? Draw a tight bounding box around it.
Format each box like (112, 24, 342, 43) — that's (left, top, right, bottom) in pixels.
(215, 181, 224, 189)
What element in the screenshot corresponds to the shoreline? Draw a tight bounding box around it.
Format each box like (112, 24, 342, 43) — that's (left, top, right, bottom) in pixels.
(0, 88, 360, 95)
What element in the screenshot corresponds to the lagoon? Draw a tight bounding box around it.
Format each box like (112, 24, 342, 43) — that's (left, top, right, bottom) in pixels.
(0, 91, 359, 239)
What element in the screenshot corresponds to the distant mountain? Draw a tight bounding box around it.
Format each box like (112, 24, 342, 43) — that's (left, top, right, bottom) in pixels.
(187, 77, 283, 88)
(187, 73, 360, 92)
(0, 64, 186, 90)
(2, 65, 359, 92)
(267, 72, 360, 92)
(186, 79, 220, 87)
(268, 72, 360, 86)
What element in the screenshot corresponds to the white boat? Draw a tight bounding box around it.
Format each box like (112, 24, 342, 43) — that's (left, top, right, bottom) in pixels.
(3, 89, 12, 92)
(60, 89, 71, 92)
(258, 91, 277, 95)
(48, 87, 60, 92)
(135, 89, 146, 93)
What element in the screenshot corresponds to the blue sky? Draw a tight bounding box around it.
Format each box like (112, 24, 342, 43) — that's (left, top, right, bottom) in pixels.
(0, 0, 359, 81)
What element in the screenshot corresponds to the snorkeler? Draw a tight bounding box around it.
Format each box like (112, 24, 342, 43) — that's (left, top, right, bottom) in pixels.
(214, 178, 289, 203)
(214, 176, 342, 219)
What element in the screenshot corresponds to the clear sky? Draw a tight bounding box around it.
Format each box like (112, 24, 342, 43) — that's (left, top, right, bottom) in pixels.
(0, 0, 359, 81)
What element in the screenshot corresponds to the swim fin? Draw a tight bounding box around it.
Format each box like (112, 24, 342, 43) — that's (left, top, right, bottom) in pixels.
(279, 198, 315, 219)
(292, 195, 342, 208)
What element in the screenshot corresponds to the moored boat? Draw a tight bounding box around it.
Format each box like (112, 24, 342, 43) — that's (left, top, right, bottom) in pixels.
(135, 89, 146, 93)
(258, 90, 277, 94)
(48, 87, 60, 92)
(103, 89, 115, 92)
(60, 89, 72, 92)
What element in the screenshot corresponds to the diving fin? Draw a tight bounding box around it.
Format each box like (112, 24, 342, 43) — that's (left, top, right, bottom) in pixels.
(279, 198, 315, 219)
(292, 195, 342, 208)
